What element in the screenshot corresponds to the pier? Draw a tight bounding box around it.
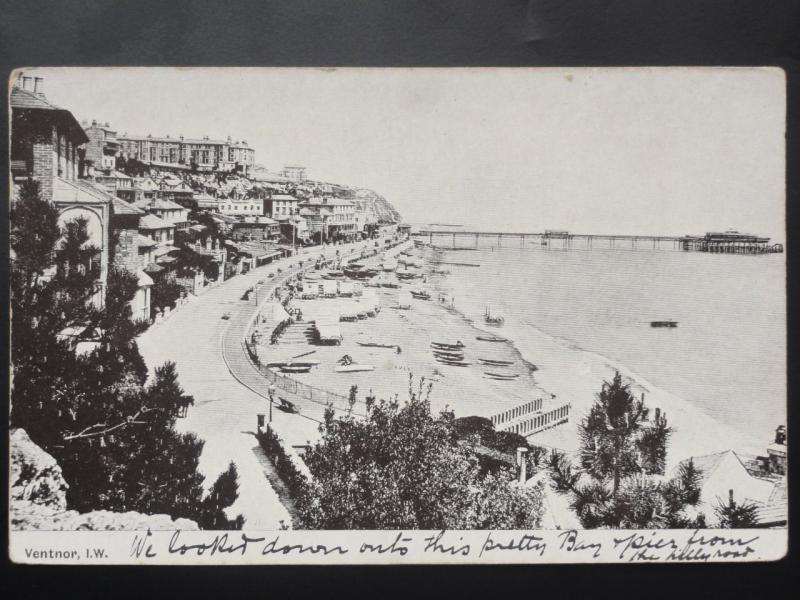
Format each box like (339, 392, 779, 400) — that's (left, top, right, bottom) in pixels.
(416, 229, 783, 254)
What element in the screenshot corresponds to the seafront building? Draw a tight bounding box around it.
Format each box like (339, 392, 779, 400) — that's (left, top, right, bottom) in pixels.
(118, 133, 256, 174)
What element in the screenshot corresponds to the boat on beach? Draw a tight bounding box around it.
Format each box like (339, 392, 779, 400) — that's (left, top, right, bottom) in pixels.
(436, 358, 471, 367)
(334, 364, 376, 373)
(476, 335, 507, 343)
(478, 358, 514, 366)
(410, 290, 431, 300)
(280, 364, 313, 374)
(433, 349, 465, 358)
(431, 341, 465, 350)
(483, 371, 518, 379)
(357, 341, 398, 349)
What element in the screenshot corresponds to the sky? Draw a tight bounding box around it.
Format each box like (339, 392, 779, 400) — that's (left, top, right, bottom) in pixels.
(20, 67, 786, 240)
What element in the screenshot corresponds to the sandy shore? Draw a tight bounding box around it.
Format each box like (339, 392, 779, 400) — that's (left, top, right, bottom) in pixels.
(254, 243, 766, 471)
(253, 248, 555, 424)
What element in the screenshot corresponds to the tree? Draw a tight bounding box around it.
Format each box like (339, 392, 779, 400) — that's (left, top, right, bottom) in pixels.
(715, 494, 759, 528)
(198, 462, 244, 529)
(294, 376, 543, 529)
(10, 180, 238, 528)
(549, 372, 704, 528)
(144, 361, 195, 418)
(150, 276, 184, 318)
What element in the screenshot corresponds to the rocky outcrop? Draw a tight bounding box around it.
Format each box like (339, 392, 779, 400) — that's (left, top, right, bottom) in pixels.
(351, 188, 403, 224)
(10, 428, 199, 531)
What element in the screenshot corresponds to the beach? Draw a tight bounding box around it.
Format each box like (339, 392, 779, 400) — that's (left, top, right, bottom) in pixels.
(253, 242, 770, 472)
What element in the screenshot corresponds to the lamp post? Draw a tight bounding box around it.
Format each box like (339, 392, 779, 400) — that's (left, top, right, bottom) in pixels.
(268, 384, 276, 424)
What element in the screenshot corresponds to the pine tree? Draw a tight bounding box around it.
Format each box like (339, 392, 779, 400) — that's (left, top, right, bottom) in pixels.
(549, 372, 704, 528)
(198, 462, 243, 529)
(715, 494, 759, 528)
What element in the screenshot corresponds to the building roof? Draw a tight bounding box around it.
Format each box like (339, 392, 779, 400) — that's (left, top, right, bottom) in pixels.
(112, 197, 144, 216)
(10, 85, 90, 145)
(136, 234, 158, 249)
(271, 194, 299, 201)
(53, 177, 114, 205)
(138, 213, 174, 230)
(151, 198, 186, 211)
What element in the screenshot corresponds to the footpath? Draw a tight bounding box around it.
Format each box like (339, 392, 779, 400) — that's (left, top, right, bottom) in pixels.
(137, 239, 387, 528)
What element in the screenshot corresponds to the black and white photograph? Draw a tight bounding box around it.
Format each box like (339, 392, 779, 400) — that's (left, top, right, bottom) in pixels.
(8, 66, 787, 564)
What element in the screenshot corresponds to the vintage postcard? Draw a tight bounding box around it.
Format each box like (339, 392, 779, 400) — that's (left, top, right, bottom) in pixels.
(8, 67, 786, 564)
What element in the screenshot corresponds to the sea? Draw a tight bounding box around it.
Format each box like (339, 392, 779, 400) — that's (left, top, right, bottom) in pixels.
(429, 243, 786, 444)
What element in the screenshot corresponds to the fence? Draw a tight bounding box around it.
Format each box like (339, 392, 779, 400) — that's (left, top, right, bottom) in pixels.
(494, 400, 571, 437)
(243, 338, 360, 415)
(240, 237, 412, 418)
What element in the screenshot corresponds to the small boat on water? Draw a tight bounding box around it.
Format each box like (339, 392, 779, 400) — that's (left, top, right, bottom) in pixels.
(410, 290, 431, 300)
(476, 335, 507, 343)
(334, 364, 376, 373)
(478, 358, 514, 366)
(650, 320, 678, 328)
(484, 306, 505, 327)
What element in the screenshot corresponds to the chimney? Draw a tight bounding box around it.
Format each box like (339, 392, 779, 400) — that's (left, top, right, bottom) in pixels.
(516, 447, 529, 484)
(654, 407, 661, 423)
(33, 77, 44, 95)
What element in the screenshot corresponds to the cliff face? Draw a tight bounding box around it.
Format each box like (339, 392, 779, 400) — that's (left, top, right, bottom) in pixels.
(10, 428, 199, 531)
(351, 188, 403, 224)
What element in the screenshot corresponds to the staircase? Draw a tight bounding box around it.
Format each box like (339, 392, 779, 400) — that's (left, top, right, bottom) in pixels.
(277, 321, 316, 345)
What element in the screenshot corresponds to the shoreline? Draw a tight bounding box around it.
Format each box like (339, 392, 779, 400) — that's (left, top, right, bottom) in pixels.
(420, 246, 766, 469)
(259, 241, 767, 471)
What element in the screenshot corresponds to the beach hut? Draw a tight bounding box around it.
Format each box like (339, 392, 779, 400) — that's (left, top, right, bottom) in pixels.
(339, 299, 361, 321)
(321, 280, 338, 298)
(315, 322, 342, 345)
(397, 291, 412, 309)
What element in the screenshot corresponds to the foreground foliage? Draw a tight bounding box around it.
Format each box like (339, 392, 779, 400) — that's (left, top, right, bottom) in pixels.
(549, 372, 705, 528)
(10, 179, 239, 528)
(293, 376, 544, 529)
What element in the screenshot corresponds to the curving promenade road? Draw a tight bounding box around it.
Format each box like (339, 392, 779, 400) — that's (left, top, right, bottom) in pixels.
(137, 239, 379, 528)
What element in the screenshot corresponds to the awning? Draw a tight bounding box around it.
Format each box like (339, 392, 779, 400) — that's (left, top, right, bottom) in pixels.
(144, 262, 165, 273)
(137, 270, 154, 287)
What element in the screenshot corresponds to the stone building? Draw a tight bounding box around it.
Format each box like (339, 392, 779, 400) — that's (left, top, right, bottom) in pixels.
(81, 120, 119, 171)
(118, 132, 255, 174)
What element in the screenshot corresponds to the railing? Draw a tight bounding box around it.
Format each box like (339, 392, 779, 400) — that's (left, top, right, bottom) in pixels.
(494, 400, 571, 437)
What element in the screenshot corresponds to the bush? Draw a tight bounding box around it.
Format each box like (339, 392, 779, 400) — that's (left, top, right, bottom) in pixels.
(256, 426, 309, 501)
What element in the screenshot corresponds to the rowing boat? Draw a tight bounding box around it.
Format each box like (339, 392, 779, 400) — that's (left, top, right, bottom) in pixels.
(431, 341, 465, 350)
(483, 371, 518, 379)
(476, 335, 506, 343)
(334, 364, 376, 373)
(280, 364, 312, 373)
(357, 342, 397, 349)
(436, 358, 471, 366)
(478, 358, 514, 366)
